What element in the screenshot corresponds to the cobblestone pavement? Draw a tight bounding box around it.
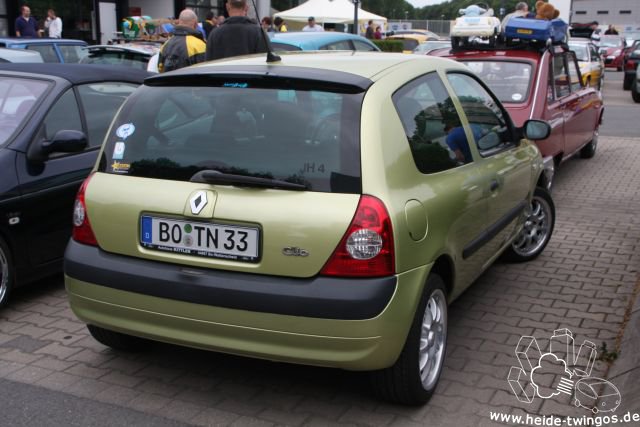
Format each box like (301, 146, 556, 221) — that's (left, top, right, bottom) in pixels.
(1, 135, 639, 427)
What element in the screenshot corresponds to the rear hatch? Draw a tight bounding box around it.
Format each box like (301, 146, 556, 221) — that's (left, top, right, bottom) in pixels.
(87, 73, 368, 278)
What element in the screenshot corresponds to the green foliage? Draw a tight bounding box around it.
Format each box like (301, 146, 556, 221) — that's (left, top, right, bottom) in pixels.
(597, 342, 619, 363)
(373, 39, 404, 52)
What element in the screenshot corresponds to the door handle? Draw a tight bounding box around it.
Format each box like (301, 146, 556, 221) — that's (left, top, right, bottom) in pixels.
(490, 179, 500, 192)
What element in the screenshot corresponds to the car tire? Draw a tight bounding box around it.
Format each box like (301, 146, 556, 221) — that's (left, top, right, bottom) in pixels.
(632, 81, 640, 103)
(623, 74, 633, 90)
(87, 325, 150, 352)
(580, 128, 598, 159)
(0, 236, 14, 308)
(503, 187, 555, 263)
(617, 66, 623, 72)
(370, 274, 447, 405)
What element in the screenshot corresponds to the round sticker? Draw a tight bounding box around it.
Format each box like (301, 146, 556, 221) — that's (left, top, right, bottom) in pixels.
(512, 93, 523, 101)
(116, 123, 136, 140)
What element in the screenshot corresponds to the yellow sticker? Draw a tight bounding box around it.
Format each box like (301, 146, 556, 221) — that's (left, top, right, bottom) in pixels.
(111, 161, 131, 173)
(517, 29, 533, 34)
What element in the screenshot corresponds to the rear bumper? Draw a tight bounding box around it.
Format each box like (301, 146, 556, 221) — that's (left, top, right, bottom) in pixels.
(65, 241, 431, 370)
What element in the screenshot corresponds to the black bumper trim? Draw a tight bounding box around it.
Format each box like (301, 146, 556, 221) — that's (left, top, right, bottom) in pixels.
(64, 240, 396, 320)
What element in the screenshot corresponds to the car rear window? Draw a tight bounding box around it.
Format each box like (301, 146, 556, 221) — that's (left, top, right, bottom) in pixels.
(0, 76, 50, 146)
(461, 60, 533, 103)
(101, 83, 364, 193)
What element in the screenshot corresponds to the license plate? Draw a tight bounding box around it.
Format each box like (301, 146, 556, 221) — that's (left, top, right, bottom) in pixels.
(517, 29, 533, 35)
(140, 216, 259, 262)
(464, 17, 480, 25)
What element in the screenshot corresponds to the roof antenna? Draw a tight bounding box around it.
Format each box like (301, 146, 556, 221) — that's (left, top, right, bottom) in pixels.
(248, 0, 281, 63)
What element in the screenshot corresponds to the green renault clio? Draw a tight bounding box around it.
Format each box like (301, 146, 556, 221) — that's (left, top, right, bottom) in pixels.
(65, 51, 555, 405)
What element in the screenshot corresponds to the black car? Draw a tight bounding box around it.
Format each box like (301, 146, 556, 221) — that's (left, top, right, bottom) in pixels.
(623, 41, 640, 90)
(0, 63, 150, 306)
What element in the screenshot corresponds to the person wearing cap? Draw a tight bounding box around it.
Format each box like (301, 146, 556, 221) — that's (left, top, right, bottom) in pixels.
(206, 0, 270, 61)
(302, 16, 324, 32)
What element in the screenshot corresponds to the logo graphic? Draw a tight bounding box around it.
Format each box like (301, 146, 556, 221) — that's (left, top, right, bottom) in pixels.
(190, 191, 208, 215)
(116, 123, 136, 140)
(507, 328, 621, 414)
(112, 142, 125, 160)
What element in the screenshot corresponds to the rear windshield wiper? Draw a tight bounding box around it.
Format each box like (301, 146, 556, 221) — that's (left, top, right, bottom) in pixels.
(189, 170, 308, 191)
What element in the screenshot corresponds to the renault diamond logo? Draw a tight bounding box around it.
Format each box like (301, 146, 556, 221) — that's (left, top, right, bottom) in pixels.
(190, 191, 208, 215)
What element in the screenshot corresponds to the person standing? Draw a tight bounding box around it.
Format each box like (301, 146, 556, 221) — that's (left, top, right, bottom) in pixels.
(158, 9, 206, 73)
(604, 24, 618, 35)
(302, 17, 324, 32)
(501, 2, 528, 31)
(44, 9, 62, 38)
(261, 16, 275, 33)
(15, 5, 39, 38)
(274, 16, 287, 32)
(203, 11, 216, 38)
(365, 20, 374, 39)
(205, 0, 269, 61)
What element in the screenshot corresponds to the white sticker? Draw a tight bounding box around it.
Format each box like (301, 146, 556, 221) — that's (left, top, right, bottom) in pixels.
(512, 93, 523, 101)
(116, 123, 136, 140)
(112, 142, 125, 160)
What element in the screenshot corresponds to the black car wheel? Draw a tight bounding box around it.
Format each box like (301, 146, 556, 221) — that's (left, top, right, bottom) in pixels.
(632, 81, 640, 103)
(503, 187, 555, 263)
(623, 73, 633, 90)
(370, 274, 447, 405)
(580, 128, 598, 159)
(0, 236, 14, 308)
(87, 325, 150, 352)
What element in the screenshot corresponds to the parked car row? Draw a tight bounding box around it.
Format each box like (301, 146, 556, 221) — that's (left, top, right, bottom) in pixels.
(0, 33, 607, 406)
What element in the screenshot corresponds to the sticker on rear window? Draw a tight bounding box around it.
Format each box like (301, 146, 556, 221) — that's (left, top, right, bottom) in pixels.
(223, 82, 248, 89)
(512, 93, 523, 101)
(116, 123, 136, 140)
(111, 161, 131, 173)
(112, 142, 126, 159)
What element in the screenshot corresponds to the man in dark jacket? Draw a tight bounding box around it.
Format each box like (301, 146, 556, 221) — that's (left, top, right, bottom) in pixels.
(158, 9, 206, 73)
(205, 0, 269, 61)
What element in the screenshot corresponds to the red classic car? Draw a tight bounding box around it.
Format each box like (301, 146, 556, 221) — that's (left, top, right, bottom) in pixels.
(429, 43, 604, 179)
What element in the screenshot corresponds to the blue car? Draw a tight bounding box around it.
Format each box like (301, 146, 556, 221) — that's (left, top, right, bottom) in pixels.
(0, 38, 87, 63)
(269, 32, 380, 52)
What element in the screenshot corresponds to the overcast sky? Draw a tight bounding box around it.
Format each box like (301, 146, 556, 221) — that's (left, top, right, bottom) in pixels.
(406, 0, 447, 8)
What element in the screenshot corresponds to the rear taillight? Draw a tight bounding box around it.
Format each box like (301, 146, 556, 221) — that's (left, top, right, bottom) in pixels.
(320, 195, 395, 278)
(72, 173, 98, 246)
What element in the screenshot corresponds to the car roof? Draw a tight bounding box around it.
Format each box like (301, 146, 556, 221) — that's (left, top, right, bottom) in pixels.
(270, 32, 378, 49)
(0, 47, 43, 61)
(0, 38, 88, 46)
(0, 63, 151, 84)
(430, 45, 547, 62)
(158, 51, 461, 83)
(85, 44, 160, 55)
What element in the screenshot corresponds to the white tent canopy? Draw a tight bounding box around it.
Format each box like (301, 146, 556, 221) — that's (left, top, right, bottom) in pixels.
(274, 0, 387, 25)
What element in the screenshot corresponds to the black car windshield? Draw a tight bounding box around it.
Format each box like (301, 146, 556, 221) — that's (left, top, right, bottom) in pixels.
(102, 83, 364, 193)
(0, 76, 50, 147)
(461, 60, 533, 103)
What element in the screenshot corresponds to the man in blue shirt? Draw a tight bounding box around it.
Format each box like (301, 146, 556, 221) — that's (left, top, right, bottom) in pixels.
(15, 6, 39, 38)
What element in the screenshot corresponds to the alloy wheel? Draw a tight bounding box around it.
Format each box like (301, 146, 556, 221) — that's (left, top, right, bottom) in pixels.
(419, 288, 447, 391)
(511, 194, 552, 258)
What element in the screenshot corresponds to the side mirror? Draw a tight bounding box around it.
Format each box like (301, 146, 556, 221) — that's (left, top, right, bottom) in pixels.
(523, 119, 551, 141)
(27, 130, 88, 163)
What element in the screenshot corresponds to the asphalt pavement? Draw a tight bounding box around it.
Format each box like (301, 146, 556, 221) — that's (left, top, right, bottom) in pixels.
(599, 70, 639, 137)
